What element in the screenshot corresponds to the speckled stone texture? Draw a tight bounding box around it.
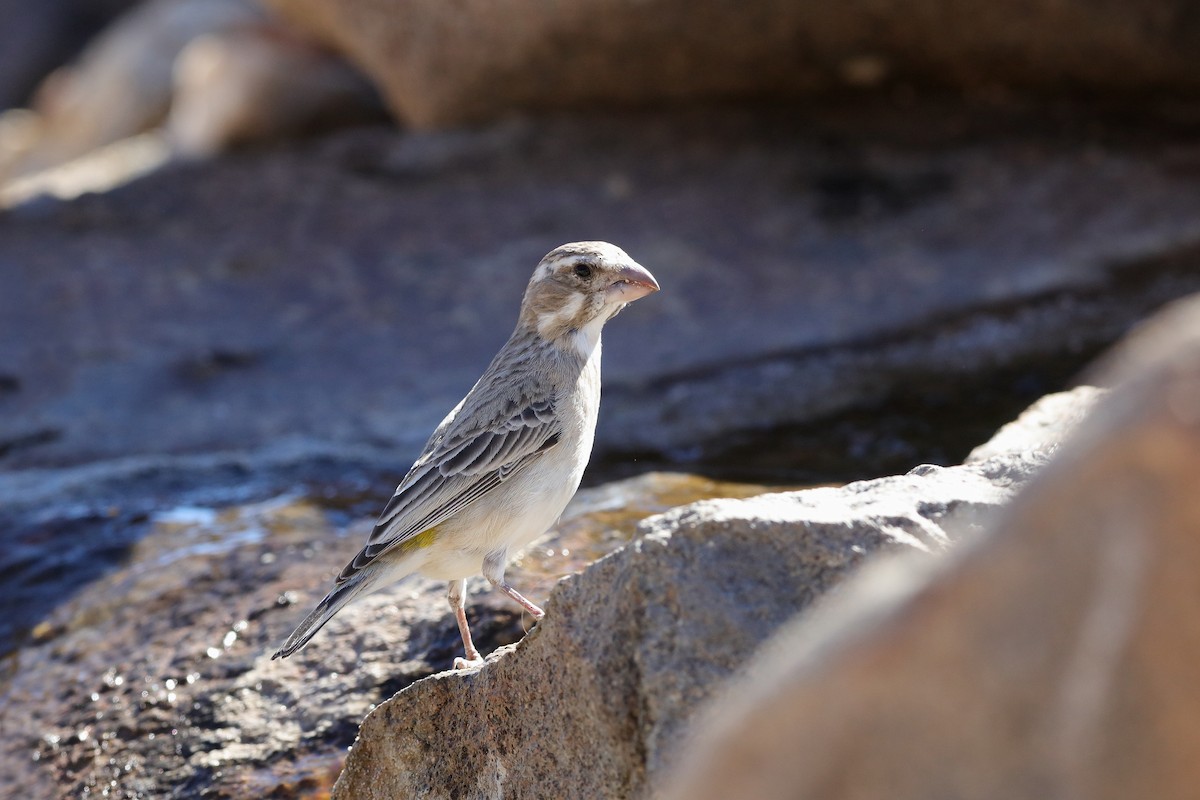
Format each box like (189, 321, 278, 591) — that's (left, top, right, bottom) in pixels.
(333, 447, 1048, 799)
(966, 385, 1107, 464)
(665, 294, 1200, 800)
(0, 472, 765, 798)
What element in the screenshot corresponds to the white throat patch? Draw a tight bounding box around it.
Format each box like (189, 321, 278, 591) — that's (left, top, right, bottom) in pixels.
(571, 311, 608, 357)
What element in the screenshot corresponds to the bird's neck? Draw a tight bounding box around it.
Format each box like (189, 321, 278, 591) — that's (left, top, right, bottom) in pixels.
(515, 311, 607, 362)
(567, 313, 606, 360)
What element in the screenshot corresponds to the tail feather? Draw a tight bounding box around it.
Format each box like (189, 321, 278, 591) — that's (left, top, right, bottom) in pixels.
(272, 576, 371, 659)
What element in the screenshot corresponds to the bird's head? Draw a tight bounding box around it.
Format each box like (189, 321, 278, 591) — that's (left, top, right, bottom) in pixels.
(520, 241, 659, 352)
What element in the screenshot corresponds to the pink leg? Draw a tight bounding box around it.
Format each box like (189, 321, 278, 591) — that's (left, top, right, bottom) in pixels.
(447, 579, 483, 669)
(483, 550, 545, 620)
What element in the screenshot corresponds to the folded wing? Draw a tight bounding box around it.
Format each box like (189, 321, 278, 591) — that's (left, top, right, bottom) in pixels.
(336, 396, 560, 583)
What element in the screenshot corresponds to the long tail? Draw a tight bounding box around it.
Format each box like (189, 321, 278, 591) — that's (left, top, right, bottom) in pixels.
(272, 572, 378, 659)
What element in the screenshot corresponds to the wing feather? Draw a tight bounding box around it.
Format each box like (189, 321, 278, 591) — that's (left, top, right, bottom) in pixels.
(440, 431, 499, 476)
(336, 395, 562, 583)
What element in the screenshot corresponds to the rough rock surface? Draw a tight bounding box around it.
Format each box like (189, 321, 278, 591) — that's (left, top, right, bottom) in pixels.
(264, 0, 1200, 128)
(664, 294, 1200, 800)
(965, 384, 1106, 463)
(3, 107, 1200, 471)
(0, 472, 760, 798)
(332, 446, 1051, 798)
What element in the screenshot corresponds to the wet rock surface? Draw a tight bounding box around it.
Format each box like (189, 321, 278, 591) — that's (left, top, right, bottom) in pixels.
(332, 418, 1063, 798)
(4, 105, 1200, 473)
(663, 296, 1200, 800)
(0, 472, 773, 798)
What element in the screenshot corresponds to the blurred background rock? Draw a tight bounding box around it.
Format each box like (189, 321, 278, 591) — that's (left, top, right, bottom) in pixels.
(0, 0, 139, 111)
(4, 1, 1200, 797)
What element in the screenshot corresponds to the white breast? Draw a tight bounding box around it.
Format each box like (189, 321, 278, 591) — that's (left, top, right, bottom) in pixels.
(417, 343, 602, 581)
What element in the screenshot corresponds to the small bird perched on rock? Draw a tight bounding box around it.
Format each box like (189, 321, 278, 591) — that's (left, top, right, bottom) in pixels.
(273, 242, 659, 668)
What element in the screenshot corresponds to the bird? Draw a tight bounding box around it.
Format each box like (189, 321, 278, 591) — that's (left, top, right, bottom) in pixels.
(272, 241, 660, 668)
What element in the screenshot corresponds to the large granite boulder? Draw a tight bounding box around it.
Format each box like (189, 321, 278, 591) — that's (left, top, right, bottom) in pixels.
(664, 295, 1200, 799)
(331, 420, 1059, 797)
(262, 0, 1200, 127)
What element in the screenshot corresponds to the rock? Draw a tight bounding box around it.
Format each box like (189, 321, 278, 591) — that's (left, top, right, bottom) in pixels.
(663, 293, 1200, 800)
(0, 130, 173, 207)
(965, 384, 1106, 463)
(0, 472, 770, 798)
(262, 0, 1200, 128)
(0, 0, 139, 111)
(0, 0, 264, 180)
(0, 0, 378, 182)
(3, 108, 1200, 472)
(166, 26, 381, 158)
(332, 448, 1047, 799)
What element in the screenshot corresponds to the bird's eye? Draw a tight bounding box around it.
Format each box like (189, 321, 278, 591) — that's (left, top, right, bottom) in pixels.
(573, 263, 593, 280)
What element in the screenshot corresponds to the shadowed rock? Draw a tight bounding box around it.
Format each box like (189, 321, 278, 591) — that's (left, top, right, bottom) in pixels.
(3, 108, 1200, 472)
(265, 0, 1200, 128)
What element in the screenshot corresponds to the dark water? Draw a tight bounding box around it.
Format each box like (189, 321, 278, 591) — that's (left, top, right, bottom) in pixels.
(589, 354, 1088, 487)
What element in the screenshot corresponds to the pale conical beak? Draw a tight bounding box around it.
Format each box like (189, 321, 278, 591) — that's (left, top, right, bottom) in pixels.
(609, 262, 660, 303)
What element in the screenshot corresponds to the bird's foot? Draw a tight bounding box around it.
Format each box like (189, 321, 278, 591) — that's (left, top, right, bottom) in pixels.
(453, 654, 485, 670)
